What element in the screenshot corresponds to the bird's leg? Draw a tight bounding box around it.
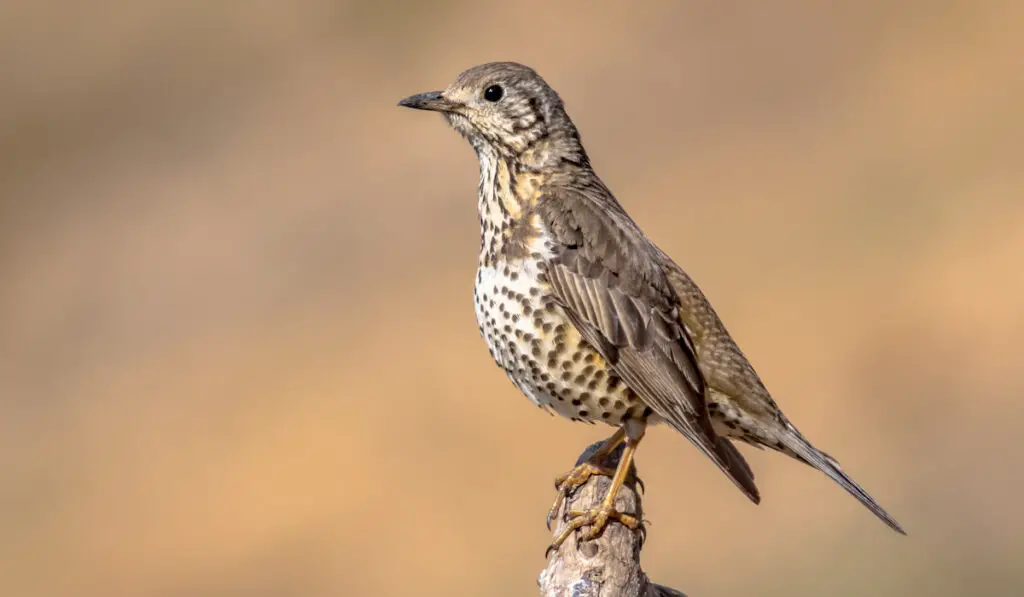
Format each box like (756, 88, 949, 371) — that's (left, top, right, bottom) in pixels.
(545, 428, 626, 530)
(547, 426, 645, 554)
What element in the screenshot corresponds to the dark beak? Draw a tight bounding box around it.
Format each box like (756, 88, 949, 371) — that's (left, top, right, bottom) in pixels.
(397, 90, 458, 112)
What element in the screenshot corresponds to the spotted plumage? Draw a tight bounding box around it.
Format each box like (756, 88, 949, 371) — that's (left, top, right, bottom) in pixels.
(469, 146, 649, 427)
(399, 61, 905, 538)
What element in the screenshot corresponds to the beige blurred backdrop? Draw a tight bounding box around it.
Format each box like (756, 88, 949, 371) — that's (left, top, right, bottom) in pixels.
(2, 1, 1022, 596)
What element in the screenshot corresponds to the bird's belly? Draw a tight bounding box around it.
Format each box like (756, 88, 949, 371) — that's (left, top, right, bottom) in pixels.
(473, 260, 647, 425)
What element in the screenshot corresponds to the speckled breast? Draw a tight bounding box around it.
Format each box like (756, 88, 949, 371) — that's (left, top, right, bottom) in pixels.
(472, 257, 649, 426)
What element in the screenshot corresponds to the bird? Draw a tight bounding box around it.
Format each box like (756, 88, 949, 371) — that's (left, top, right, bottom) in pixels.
(397, 61, 905, 550)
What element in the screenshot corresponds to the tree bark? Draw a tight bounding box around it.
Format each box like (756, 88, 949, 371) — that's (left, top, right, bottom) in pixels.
(538, 441, 687, 597)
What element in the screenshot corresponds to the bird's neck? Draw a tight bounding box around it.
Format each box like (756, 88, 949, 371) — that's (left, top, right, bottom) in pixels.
(476, 149, 520, 264)
(517, 121, 590, 173)
(475, 148, 550, 266)
(474, 126, 591, 265)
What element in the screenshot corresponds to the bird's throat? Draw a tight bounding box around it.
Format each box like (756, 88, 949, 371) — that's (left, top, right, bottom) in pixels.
(476, 153, 546, 266)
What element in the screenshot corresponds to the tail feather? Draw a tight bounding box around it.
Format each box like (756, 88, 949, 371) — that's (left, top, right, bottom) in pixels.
(718, 437, 757, 487)
(708, 433, 761, 504)
(670, 415, 761, 505)
(782, 428, 906, 535)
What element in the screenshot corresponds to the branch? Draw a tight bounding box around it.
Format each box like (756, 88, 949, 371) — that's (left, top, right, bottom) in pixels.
(538, 440, 687, 597)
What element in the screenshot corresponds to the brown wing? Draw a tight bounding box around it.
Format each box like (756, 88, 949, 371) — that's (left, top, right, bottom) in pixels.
(652, 243, 780, 419)
(537, 187, 760, 503)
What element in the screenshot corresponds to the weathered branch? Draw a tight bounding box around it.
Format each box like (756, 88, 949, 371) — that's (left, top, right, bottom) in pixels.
(539, 441, 687, 597)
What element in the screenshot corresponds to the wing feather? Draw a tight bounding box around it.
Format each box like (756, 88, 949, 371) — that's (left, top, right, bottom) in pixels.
(538, 188, 760, 503)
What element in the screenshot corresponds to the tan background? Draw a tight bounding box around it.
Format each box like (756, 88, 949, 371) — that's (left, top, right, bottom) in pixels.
(2, 1, 1022, 596)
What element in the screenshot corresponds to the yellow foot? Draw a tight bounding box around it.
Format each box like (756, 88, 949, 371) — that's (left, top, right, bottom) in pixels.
(545, 462, 616, 530)
(546, 505, 643, 556)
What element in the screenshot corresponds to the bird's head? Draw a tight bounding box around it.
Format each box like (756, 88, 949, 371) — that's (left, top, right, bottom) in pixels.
(398, 62, 585, 167)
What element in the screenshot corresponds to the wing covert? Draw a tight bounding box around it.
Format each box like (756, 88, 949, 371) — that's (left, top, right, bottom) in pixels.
(537, 188, 760, 503)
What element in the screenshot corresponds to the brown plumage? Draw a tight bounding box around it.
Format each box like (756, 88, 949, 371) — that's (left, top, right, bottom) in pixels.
(398, 61, 905, 547)
(538, 187, 760, 503)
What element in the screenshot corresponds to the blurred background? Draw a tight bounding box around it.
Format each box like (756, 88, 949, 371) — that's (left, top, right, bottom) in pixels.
(2, 1, 1022, 596)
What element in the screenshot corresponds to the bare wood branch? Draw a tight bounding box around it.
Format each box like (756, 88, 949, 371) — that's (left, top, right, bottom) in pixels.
(538, 441, 687, 597)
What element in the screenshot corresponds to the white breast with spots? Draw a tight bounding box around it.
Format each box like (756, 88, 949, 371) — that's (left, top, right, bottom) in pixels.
(473, 237, 557, 410)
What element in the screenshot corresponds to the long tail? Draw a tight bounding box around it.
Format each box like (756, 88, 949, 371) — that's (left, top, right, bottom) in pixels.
(780, 426, 906, 535)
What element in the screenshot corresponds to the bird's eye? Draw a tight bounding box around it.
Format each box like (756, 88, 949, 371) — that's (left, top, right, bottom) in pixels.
(483, 85, 504, 102)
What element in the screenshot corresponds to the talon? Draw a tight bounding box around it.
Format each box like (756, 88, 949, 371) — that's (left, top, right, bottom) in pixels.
(553, 461, 616, 490)
(546, 461, 616, 530)
(545, 505, 642, 555)
(638, 518, 650, 547)
(572, 506, 642, 540)
(545, 427, 644, 557)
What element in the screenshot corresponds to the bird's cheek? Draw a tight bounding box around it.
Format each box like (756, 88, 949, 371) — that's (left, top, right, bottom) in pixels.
(445, 113, 474, 135)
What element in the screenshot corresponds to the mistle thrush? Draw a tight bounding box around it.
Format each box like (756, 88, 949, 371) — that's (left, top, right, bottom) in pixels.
(398, 62, 905, 549)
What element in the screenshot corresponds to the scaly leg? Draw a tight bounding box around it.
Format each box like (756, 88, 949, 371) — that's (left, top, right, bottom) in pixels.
(545, 428, 626, 530)
(547, 431, 644, 554)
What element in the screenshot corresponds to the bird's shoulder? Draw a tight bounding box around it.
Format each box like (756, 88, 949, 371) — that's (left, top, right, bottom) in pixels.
(533, 182, 676, 312)
(531, 181, 700, 378)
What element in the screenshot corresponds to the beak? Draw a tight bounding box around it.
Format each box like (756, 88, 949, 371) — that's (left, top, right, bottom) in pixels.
(397, 90, 459, 112)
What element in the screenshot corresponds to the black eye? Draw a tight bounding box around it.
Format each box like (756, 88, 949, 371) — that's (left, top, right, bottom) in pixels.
(483, 85, 504, 102)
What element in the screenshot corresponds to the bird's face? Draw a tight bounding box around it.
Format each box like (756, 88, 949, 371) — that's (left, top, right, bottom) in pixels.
(398, 62, 564, 157)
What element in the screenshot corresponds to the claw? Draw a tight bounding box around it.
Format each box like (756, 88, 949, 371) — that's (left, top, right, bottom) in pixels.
(546, 505, 643, 555)
(637, 517, 650, 548)
(544, 542, 558, 559)
(545, 428, 646, 558)
(546, 461, 616, 530)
